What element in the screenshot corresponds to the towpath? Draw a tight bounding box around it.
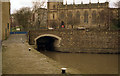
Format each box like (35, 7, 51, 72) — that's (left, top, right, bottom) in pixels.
(2, 34, 80, 74)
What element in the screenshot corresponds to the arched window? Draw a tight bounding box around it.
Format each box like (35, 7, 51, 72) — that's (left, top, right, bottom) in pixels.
(76, 11, 80, 18)
(68, 11, 72, 19)
(59, 12, 65, 19)
(84, 11, 88, 23)
(99, 10, 105, 23)
(75, 11, 80, 24)
(53, 5, 56, 9)
(53, 14, 55, 19)
(67, 11, 73, 25)
(92, 11, 97, 24)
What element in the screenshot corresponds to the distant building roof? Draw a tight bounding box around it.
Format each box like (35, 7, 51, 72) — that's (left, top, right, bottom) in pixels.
(48, 0, 63, 2)
(59, 2, 109, 9)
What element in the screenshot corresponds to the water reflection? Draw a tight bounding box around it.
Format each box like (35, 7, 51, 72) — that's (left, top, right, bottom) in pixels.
(40, 51, 118, 74)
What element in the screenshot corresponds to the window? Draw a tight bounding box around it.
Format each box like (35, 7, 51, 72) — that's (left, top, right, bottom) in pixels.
(84, 11, 88, 23)
(68, 11, 72, 19)
(92, 11, 97, 24)
(59, 12, 65, 19)
(53, 14, 55, 19)
(7, 23, 9, 29)
(99, 10, 105, 23)
(67, 11, 73, 25)
(53, 5, 56, 9)
(75, 11, 80, 24)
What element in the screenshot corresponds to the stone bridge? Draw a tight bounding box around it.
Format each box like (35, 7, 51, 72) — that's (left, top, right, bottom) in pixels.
(28, 29, 119, 53)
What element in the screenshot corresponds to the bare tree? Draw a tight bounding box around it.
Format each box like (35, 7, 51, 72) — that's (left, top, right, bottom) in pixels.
(113, 1, 120, 29)
(32, 0, 47, 29)
(14, 7, 32, 31)
(32, 0, 46, 10)
(114, 1, 120, 8)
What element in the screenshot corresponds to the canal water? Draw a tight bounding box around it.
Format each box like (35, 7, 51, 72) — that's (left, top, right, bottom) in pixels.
(40, 51, 118, 74)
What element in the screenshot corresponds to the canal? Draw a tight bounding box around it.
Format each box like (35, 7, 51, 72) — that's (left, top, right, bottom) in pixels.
(40, 51, 118, 74)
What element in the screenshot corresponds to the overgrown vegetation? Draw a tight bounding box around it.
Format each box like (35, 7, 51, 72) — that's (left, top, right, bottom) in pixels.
(11, 0, 47, 31)
(112, 1, 120, 30)
(14, 7, 32, 31)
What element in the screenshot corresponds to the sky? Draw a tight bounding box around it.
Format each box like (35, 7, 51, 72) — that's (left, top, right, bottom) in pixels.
(10, 0, 119, 14)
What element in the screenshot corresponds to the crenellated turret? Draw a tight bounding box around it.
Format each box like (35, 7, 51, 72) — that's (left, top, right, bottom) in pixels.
(105, 2, 109, 8)
(47, 0, 63, 10)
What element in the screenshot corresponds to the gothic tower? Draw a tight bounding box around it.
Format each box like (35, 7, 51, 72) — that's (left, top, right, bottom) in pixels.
(47, 0, 63, 9)
(47, 0, 63, 28)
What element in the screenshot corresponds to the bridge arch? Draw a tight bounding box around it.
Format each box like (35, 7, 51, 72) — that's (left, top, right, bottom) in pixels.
(34, 34, 61, 51)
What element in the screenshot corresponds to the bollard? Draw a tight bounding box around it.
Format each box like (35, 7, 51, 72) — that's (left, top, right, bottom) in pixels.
(29, 48, 31, 51)
(61, 68, 67, 74)
(21, 38, 22, 41)
(86, 29, 89, 32)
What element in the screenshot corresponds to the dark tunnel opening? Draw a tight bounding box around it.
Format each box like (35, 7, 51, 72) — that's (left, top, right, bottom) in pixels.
(36, 36, 58, 51)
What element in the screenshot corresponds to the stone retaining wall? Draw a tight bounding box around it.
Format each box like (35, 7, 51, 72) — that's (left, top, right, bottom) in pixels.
(28, 30, 119, 53)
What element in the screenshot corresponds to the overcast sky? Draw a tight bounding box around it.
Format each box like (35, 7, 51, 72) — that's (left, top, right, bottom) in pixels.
(10, 0, 118, 14)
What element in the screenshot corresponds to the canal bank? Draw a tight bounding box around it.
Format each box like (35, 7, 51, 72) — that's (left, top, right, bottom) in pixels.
(2, 34, 80, 74)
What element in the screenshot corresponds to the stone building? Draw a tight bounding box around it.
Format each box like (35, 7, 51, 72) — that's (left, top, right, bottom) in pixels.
(47, 0, 118, 29)
(0, 0, 10, 40)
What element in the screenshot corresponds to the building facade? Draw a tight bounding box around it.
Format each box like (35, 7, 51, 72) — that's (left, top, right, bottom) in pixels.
(0, 0, 10, 40)
(47, 0, 118, 29)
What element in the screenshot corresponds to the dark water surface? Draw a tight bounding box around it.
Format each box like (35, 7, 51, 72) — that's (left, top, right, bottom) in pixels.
(40, 51, 118, 74)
